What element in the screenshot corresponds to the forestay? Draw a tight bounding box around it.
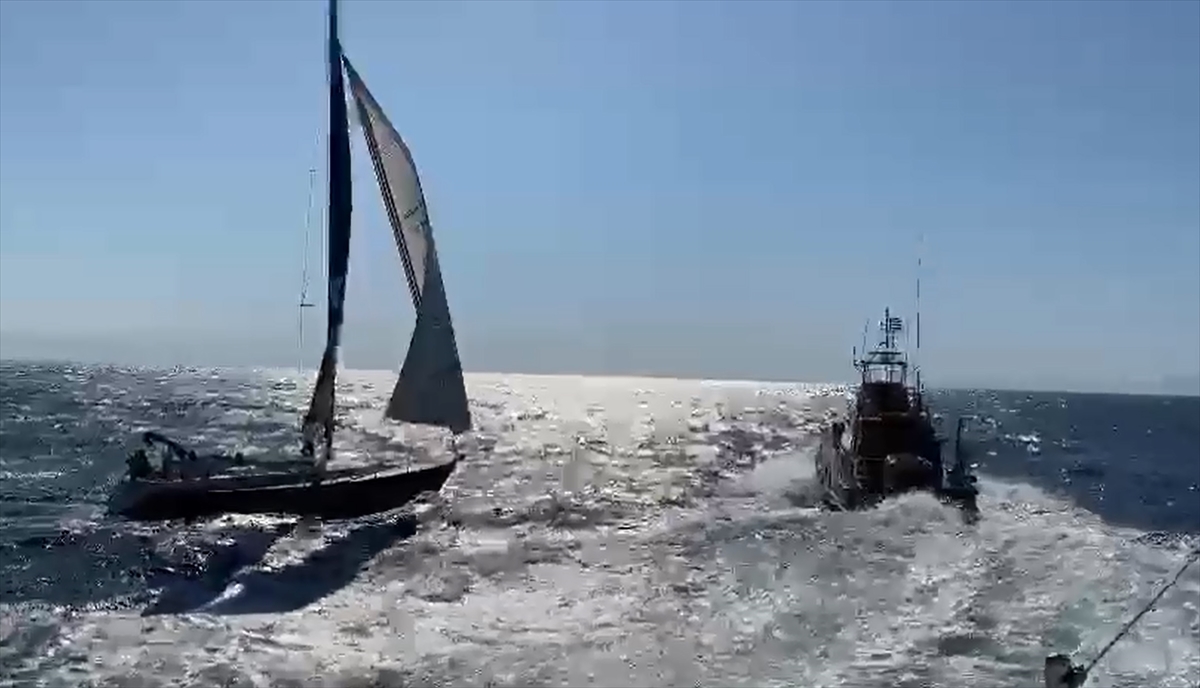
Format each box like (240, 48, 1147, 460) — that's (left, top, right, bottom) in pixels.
(343, 57, 472, 435)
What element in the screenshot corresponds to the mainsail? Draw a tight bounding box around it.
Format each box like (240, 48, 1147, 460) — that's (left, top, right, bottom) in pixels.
(343, 58, 472, 435)
(301, 0, 354, 462)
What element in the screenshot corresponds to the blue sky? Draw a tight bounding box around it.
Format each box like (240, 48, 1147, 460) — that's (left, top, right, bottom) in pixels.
(1, 0, 1197, 394)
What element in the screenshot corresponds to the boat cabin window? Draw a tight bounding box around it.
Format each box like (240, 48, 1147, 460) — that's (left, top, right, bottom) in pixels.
(857, 382, 911, 416)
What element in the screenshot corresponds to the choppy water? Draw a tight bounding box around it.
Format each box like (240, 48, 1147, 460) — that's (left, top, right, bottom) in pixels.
(1, 360, 1198, 687)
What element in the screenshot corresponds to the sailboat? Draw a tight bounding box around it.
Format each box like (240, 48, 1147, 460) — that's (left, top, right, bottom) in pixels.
(108, 0, 471, 522)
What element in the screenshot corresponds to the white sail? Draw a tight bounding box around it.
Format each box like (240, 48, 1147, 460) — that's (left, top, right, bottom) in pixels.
(343, 57, 471, 435)
(343, 58, 428, 306)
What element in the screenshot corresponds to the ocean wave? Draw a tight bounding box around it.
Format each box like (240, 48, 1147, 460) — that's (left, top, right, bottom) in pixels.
(0, 364, 1196, 687)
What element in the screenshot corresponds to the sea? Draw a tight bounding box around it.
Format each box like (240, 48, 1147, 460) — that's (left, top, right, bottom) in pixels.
(1, 360, 1197, 688)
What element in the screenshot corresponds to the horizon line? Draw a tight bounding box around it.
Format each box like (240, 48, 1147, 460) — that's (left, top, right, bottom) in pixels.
(2, 356, 1197, 400)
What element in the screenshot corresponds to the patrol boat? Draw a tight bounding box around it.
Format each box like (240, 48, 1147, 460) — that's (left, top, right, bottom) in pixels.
(814, 309, 978, 514)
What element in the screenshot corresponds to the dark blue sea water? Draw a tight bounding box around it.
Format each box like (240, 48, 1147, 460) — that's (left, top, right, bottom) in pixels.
(1, 360, 1197, 687)
(941, 387, 1200, 536)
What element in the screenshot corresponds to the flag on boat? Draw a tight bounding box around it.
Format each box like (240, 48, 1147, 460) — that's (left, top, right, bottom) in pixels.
(884, 316, 903, 333)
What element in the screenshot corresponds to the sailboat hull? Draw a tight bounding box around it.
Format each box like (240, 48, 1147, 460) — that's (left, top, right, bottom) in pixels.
(108, 459, 458, 522)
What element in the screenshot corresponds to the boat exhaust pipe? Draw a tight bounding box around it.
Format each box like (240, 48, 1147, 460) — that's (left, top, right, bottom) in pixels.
(1044, 654, 1088, 688)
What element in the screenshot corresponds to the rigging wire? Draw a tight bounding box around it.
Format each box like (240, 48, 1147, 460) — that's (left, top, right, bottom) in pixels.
(1083, 546, 1200, 676)
(298, 167, 318, 374)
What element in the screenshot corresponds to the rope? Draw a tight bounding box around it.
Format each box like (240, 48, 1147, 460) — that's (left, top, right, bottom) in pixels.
(1083, 545, 1200, 675)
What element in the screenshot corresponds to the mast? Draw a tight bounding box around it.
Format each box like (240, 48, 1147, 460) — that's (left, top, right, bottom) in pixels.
(300, 0, 354, 470)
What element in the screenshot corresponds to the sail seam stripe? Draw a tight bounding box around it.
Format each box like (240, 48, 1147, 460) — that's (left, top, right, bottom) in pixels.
(344, 59, 423, 312)
(352, 95, 422, 311)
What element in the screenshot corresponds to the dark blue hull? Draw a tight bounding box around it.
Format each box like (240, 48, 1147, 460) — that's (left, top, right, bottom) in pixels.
(815, 427, 978, 516)
(108, 459, 458, 522)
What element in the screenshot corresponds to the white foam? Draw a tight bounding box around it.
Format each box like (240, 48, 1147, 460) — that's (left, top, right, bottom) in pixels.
(4, 372, 1196, 688)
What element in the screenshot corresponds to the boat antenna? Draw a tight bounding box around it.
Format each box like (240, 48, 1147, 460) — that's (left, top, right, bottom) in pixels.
(297, 166, 318, 373)
(914, 232, 925, 393)
(855, 320, 869, 374)
(916, 233, 923, 352)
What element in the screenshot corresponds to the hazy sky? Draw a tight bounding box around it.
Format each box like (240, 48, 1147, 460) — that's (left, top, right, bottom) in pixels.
(1, 0, 1197, 394)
